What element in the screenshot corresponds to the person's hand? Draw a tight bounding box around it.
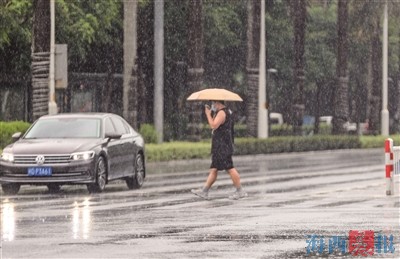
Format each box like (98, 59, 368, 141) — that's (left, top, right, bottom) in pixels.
(205, 104, 212, 117)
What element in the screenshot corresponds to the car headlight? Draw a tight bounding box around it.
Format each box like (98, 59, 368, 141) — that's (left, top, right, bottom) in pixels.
(1, 152, 14, 162)
(70, 151, 95, 161)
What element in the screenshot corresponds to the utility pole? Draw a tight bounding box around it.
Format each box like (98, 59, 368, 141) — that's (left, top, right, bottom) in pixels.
(48, 0, 57, 115)
(258, 0, 267, 138)
(381, 0, 389, 136)
(154, 0, 164, 143)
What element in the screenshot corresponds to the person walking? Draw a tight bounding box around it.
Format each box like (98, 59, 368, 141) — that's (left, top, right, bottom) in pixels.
(191, 100, 248, 200)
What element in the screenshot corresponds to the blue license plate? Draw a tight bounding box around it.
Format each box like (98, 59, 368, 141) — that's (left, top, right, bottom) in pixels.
(27, 167, 52, 176)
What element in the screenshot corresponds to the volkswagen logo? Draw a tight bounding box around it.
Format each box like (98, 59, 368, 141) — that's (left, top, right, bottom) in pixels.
(35, 155, 45, 165)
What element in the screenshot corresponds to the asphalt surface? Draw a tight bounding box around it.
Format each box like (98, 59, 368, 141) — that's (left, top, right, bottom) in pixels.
(1, 149, 399, 258)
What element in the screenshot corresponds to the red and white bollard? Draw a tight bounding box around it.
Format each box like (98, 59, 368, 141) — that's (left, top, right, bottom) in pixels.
(385, 138, 394, 196)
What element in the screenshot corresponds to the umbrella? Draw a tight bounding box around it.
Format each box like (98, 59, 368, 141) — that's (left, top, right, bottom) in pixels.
(186, 88, 243, 102)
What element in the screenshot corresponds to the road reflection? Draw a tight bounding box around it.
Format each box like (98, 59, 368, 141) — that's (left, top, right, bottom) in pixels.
(1, 199, 15, 241)
(72, 198, 91, 239)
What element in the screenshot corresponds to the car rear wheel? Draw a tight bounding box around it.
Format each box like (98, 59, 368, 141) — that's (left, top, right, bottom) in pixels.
(126, 153, 145, 189)
(87, 156, 107, 193)
(1, 183, 20, 195)
(47, 184, 61, 193)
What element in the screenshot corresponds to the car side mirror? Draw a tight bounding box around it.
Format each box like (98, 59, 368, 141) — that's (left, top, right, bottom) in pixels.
(12, 132, 22, 142)
(105, 133, 122, 140)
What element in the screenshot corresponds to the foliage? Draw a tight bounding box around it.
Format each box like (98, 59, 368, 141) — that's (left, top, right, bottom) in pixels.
(0, 0, 32, 49)
(360, 135, 400, 149)
(265, 0, 294, 116)
(0, 120, 30, 148)
(203, 0, 247, 87)
(0, 0, 123, 76)
(305, 3, 336, 91)
(139, 123, 158, 144)
(0, 0, 32, 74)
(55, 0, 123, 72)
(146, 141, 211, 162)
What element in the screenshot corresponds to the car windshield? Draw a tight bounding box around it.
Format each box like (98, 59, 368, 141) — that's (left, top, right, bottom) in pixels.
(24, 118, 101, 139)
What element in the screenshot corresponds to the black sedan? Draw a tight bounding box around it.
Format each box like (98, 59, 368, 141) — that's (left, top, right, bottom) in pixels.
(0, 113, 145, 195)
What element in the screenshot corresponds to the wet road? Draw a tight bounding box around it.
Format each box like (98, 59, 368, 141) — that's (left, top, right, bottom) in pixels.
(1, 149, 399, 258)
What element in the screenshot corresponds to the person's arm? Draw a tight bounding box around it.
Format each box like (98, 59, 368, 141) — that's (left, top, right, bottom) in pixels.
(205, 107, 226, 129)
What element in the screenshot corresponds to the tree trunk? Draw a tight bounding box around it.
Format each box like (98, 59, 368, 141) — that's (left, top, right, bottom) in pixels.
(368, 22, 382, 135)
(186, 0, 204, 141)
(314, 81, 321, 134)
(31, 0, 50, 121)
(395, 79, 400, 133)
(292, 0, 306, 135)
(332, 0, 349, 134)
(123, 0, 138, 128)
(395, 29, 400, 133)
(246, 0, 261, 137)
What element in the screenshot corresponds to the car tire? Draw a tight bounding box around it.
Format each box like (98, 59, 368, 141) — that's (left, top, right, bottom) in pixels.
(1, 183, 20, 195)
(47, 184, 61, 193)
(87, 156, 107, 193)
(126, 153, 145, 190)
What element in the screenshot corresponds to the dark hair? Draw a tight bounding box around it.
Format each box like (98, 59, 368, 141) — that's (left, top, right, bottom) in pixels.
(215, 100, 225, 105)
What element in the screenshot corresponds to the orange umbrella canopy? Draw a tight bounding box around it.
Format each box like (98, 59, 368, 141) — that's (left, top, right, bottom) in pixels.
(186, 88, 243, 102)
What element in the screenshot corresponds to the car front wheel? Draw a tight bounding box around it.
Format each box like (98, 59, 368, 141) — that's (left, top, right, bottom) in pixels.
(126, 153, 145, 189)
(87, 156, 107, 193)
(1, 183, 20, 195)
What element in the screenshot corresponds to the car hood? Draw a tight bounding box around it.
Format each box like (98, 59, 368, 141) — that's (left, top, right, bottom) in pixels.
(7, 138, 103, 155)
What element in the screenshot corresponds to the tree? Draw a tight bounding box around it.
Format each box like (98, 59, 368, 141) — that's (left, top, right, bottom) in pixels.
(395, 23, 400, 133)
(0, 0, 32, 75)
(56, 0, 122, 72)
(332, 0, 349, 134)
(203, 0, 246, 87)
(305, 2, 336, 134)
(265, 0, 293, 121)
(291, 0, 307, 135)
(186, 0, 204, 141)
(349, 1, 384, 135)
(163, 0, 187, 140)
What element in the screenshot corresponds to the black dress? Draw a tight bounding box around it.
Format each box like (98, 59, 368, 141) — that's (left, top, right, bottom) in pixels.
(210, 108, 234, 170)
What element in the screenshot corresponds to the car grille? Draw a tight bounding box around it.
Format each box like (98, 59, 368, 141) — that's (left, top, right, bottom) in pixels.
(13, 155, 71, 165)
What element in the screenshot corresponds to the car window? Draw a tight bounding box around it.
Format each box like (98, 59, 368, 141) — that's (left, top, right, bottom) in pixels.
(111, 117, 129, 135)
(105, 118, 116, 135)
(24, 118, 101, 138)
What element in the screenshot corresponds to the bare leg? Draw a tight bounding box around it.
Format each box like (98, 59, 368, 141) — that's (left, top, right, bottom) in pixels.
(191, 168, 218, 199)
(227, 167, 241, 188)
(227, 167, 247, 200)
(205, 168, 218, 188)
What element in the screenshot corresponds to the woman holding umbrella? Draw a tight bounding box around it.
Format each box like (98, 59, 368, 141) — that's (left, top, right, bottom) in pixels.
(190, 97, 248, 200)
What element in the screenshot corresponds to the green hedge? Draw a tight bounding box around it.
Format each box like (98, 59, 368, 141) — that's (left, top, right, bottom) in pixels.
(0, 121, 31, 149)
(146, 141, 211, 162)
(360, 135, 400, 149)
(199, 123, 332, 138)
(145, 135, 400, 162)
(139, 124, 158, 144)
(146, 135, 363, 162)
